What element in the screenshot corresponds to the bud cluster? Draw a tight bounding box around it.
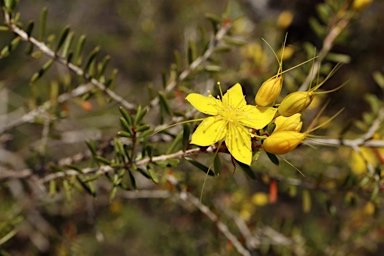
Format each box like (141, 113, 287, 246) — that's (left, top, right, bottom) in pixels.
(252, 58, 340, 156)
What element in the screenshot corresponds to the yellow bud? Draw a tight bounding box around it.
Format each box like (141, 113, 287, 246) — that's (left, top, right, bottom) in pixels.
(278, 91, 314, 117)
(274, 113, 302, 132)
(353, 0, 372, 11)
(255, 76, 282, 106)
(262, 131, 306, 155)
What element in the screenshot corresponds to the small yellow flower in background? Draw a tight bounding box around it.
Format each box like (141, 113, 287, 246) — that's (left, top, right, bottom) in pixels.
(353, 0, 372, 11)
(251, 192, 269, 206)
(186, 83, 276, 165)
(274, 113, 302, 133)
(277, 10, 294, 30)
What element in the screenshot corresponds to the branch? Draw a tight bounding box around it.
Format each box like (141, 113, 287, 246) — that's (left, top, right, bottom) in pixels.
(3, 11, 135, 110)
(298, 13, 351, 91)
(0, 146, 214, 182)
(306, 106, 384, 149)
(166, 174, 251, 256)
(0, 83, 94, 134)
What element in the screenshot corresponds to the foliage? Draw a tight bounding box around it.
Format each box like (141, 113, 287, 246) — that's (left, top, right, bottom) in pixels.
(1, 0, 384, 255)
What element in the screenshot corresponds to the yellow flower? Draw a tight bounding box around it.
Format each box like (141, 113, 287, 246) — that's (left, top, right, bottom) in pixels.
(186, 83, 276, 165)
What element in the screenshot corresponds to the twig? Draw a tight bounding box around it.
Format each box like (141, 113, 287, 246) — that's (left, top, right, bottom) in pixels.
(306, 106, 384, 149)
(0, 146, 213, 182)
(298, 14, 351, 92)
(3, 11, 135, 110)
(0, 83, 94, 134)
(166, 174, 251, 256)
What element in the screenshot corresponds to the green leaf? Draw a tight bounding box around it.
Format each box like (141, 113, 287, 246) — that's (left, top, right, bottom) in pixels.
(236, 160, 257, 180)
(109, 186, 118, 202)
(252, 150, 261, 162)
(185, 157, 215, 176)
(137, 128, 154, 140)
(76, 177, 96, 197)
(55, 25, 70, 52)
(205, 13, 222, 25)
(74, 34, 86, 66)
(309, 17, 326, 38)
(134, 105, 147, 125)
(26, 20, 34, 37)
(316, 3, 332, 24)
(213, 155, 222, 175)
(61, 31, 74, 58)
(83, 46, 100, 75)
(49, 180, 56, 197)
(128, 171, 137, 189)
(182, 123, 191, 151)
(154, 158, 180, 167)
(373, 71, 384, 89)
(39, 7, 48, 40)
(166, 131, 183, 154)
(118, 106, 133, 126)
(85, 140, 98, 156)
(266, 152, 279, 166)
(120, 117, 133, 134)
(158, 92, 173, 118)
(222, 37, 246, 46)
(95, 156, 111, 165)
(30, 59, 54, 83)
(204, 65, 221, 72)
(325, 53, 351, 63)
(188, 40, 197, 64)
(63, 179, 72, 202)
(117, 131, 133, 138)
(302, 189, 311, 213)
(105, 68, 118, 88)
(136, 125, 150, 133)
(0, 36, 21, 59)
(147, 165, 159, 184)
(65, 164, 83, 173)
(96, 55, 110, 78)
(137, 167, 151, 179)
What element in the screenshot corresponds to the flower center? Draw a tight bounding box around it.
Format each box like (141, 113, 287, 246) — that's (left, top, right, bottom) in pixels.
(219, 103, 240, 123)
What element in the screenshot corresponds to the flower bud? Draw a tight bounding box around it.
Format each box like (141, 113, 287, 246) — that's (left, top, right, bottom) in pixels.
(262, 131, 306, 155)
(278, 91, 314, 117)
(274, 113, 302, 133)
(255, 76, 282, 106)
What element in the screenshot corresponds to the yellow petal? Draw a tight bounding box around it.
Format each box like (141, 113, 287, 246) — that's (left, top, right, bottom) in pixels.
(222, 83, 246, 109)
(186, 93, 221, 115)
(190, 117, 226, 146)
(225, 123, 252, 165)
(239, 106, 277, 129)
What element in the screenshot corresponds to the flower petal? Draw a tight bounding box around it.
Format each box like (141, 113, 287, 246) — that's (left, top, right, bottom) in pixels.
(186, 93, 221, 115)
(190, 117, 227, 146)
(239, 106, 277, 129)
(225, 123, 252, 165)
(222, 83, 246, 109)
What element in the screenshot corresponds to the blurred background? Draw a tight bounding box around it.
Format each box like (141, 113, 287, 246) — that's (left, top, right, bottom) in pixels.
(1, 0, 384, 255)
